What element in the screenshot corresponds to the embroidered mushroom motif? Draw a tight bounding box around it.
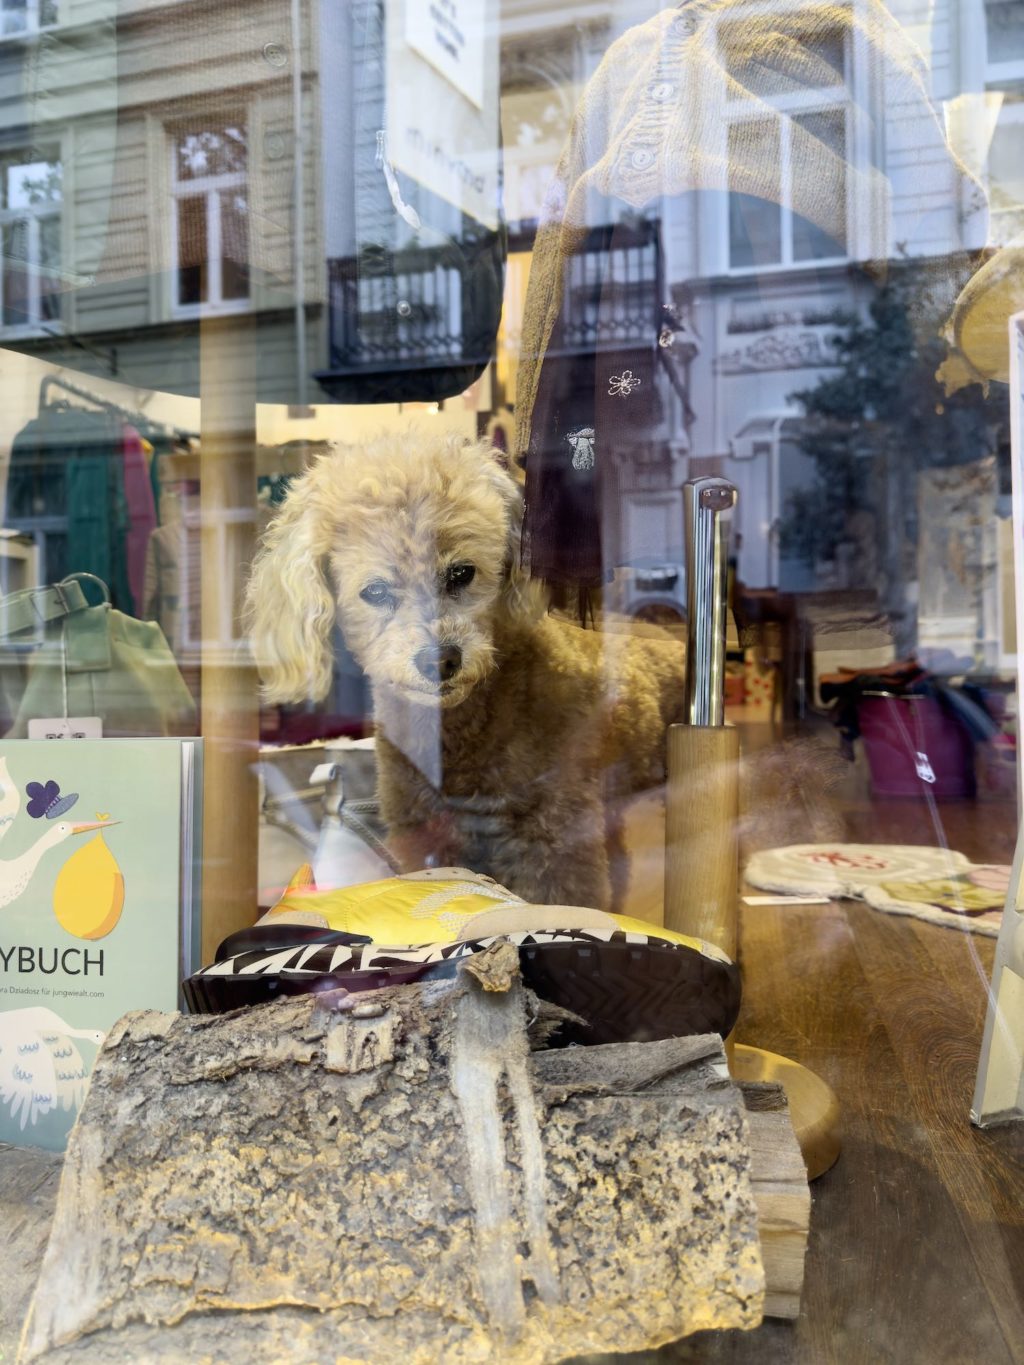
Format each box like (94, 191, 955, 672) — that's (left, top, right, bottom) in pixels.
(566, 427, 596, 470)
(608, 370, 642, 397)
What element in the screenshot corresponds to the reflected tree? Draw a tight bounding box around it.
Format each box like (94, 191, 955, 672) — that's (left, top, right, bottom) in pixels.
(780, 258, 1005, 652)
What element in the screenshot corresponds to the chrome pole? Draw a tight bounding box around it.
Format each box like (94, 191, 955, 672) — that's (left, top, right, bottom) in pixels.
(683, 476, 737, 727)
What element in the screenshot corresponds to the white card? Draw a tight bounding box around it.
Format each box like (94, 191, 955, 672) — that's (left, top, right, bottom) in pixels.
(27, 717, 104, 740)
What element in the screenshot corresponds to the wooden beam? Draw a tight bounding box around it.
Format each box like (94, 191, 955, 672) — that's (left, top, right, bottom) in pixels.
(198, 313, 259, 962)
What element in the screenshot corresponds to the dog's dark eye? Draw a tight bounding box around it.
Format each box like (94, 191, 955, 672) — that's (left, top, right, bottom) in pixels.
(445, 563, 476, 593)
(360, 580, 395, 608)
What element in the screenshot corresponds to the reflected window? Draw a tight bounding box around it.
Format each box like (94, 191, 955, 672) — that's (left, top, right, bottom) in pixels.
(988, 96, 1024, 242)
(724, 22, 848, 269)
(170, 123, 249, 312)
(0, 150, 62, 329)
(986, 0, 1024, 66)
(1, 0, 57, 36)
(728, 120, 782, 268)
(984, 1, 1024, 246)
(720, 16, 846, 99)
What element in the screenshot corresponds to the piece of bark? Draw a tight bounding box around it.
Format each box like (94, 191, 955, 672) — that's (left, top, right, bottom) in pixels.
(20, 955, 765, 1364)
(532, 1039, 810, 1321)
(740, 1086, 811, 1321)
(0, 1073, 809, 1350)
(0, 1143, 62, 1361)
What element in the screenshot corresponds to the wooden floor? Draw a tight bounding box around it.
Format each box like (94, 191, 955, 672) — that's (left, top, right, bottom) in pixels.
(595, 727, 1024, 1365)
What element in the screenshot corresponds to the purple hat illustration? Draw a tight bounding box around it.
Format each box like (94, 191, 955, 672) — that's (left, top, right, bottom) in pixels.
(26, 780, 79, 820)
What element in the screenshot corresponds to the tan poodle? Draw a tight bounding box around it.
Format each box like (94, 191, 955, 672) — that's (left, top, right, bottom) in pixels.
(247, 432, 685, 910)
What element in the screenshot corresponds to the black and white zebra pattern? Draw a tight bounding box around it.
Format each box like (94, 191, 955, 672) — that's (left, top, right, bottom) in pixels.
(192, 928, 707, 982)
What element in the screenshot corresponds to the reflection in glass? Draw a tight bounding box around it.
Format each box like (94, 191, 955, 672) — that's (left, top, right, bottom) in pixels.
(986, 0, 1024, 64)
(176, 196, 207, 307)
(38, 214, 61, 322)
(220, 191, 250, 302)
(720, 14, 846, 97)
(175, 126, 247, 182)
(0, 153, 62, 328)
(172, 126, 249, 311)
(4, 158, 62, 210)
(2, 220, 28, 325)
(728, 120, 782, 268)
(988, 95, 1024, 243)
(792, 108, 847, 260)
(0, 0, 27, 36)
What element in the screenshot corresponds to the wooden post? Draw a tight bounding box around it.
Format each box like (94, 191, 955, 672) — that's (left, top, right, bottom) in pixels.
(198, 314, 260, 961)
(663, 723, 740, 960)
(665, 478, 740, 959)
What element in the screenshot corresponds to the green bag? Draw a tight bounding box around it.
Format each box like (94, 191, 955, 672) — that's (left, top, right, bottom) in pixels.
(0, 574, 197, 738)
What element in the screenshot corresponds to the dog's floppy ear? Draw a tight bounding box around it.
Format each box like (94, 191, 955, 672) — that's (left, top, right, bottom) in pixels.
(245, 469, 337, 703)
(477, 443, 547, 624)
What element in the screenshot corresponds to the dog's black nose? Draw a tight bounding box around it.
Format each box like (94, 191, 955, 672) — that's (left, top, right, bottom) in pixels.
(414, 644, 462, 683)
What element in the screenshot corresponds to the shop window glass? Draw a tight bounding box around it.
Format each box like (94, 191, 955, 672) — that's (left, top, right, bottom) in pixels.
(0, 0, 1020, 1355)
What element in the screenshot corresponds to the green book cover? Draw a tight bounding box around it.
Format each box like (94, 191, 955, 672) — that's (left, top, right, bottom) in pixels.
(0, 738, 201, 1151)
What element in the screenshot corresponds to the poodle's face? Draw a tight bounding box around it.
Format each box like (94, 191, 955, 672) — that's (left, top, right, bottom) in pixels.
(328, 467, 514, 708)
(247, 433, 540, 708)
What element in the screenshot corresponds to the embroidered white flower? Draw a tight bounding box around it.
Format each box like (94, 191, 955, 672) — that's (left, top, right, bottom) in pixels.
(608, 370, 641, 397)
(567, 427, 596, 470)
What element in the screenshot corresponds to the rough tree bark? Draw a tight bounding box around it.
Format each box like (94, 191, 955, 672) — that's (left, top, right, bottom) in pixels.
(20, 945, 766, 1364)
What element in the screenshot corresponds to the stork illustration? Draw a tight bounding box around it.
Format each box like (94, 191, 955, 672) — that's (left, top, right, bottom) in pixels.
(0, 819, 112, 911)
(0, 1006, 106, 1130)
(0, 757, 21, 840)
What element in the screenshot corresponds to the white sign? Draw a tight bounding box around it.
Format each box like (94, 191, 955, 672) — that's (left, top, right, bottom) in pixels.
(387, 0, 500, 228)
(405, 0, 486, 110)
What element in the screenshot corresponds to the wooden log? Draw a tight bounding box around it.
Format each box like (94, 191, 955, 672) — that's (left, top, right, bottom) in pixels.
(740, 1084, 812, 1321)
(0, 1144, 61, 1361)
(1, 1091, 810, 1349)
(19, 947, 769, 1364)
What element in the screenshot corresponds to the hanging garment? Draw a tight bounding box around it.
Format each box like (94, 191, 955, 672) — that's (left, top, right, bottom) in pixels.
(142, 515, 201, 658)
(121, 423, 158, 614)
(0, 574, 197, 738)
(5, 405, 134, 613)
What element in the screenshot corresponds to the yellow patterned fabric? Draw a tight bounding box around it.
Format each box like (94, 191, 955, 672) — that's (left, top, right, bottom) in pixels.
(262, 866, 721, 958)
(266, 873, 523, 942)
(876, 877, 1005, 917)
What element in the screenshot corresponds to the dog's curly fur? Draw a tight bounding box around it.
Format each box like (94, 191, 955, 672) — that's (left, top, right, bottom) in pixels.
(247, 432, 686, 909)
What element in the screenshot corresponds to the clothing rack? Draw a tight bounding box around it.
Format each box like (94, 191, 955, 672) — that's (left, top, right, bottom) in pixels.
(39, 373, 196, 445)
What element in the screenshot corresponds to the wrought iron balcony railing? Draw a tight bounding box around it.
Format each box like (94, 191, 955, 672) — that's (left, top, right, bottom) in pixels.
(319, 221, 662, 400)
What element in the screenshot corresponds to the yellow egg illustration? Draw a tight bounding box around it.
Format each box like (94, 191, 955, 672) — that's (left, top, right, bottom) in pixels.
(52, 834, 125, 940)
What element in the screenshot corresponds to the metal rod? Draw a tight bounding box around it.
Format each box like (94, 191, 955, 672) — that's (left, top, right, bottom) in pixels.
(290, 0, 308, 410)
(683, 476, 736, 728)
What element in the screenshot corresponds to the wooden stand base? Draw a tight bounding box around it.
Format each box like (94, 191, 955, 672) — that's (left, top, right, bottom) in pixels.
(731, 1043, 841, 1181)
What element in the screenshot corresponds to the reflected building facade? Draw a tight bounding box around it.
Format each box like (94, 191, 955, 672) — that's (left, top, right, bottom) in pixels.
(0, 0, 1018, 668)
